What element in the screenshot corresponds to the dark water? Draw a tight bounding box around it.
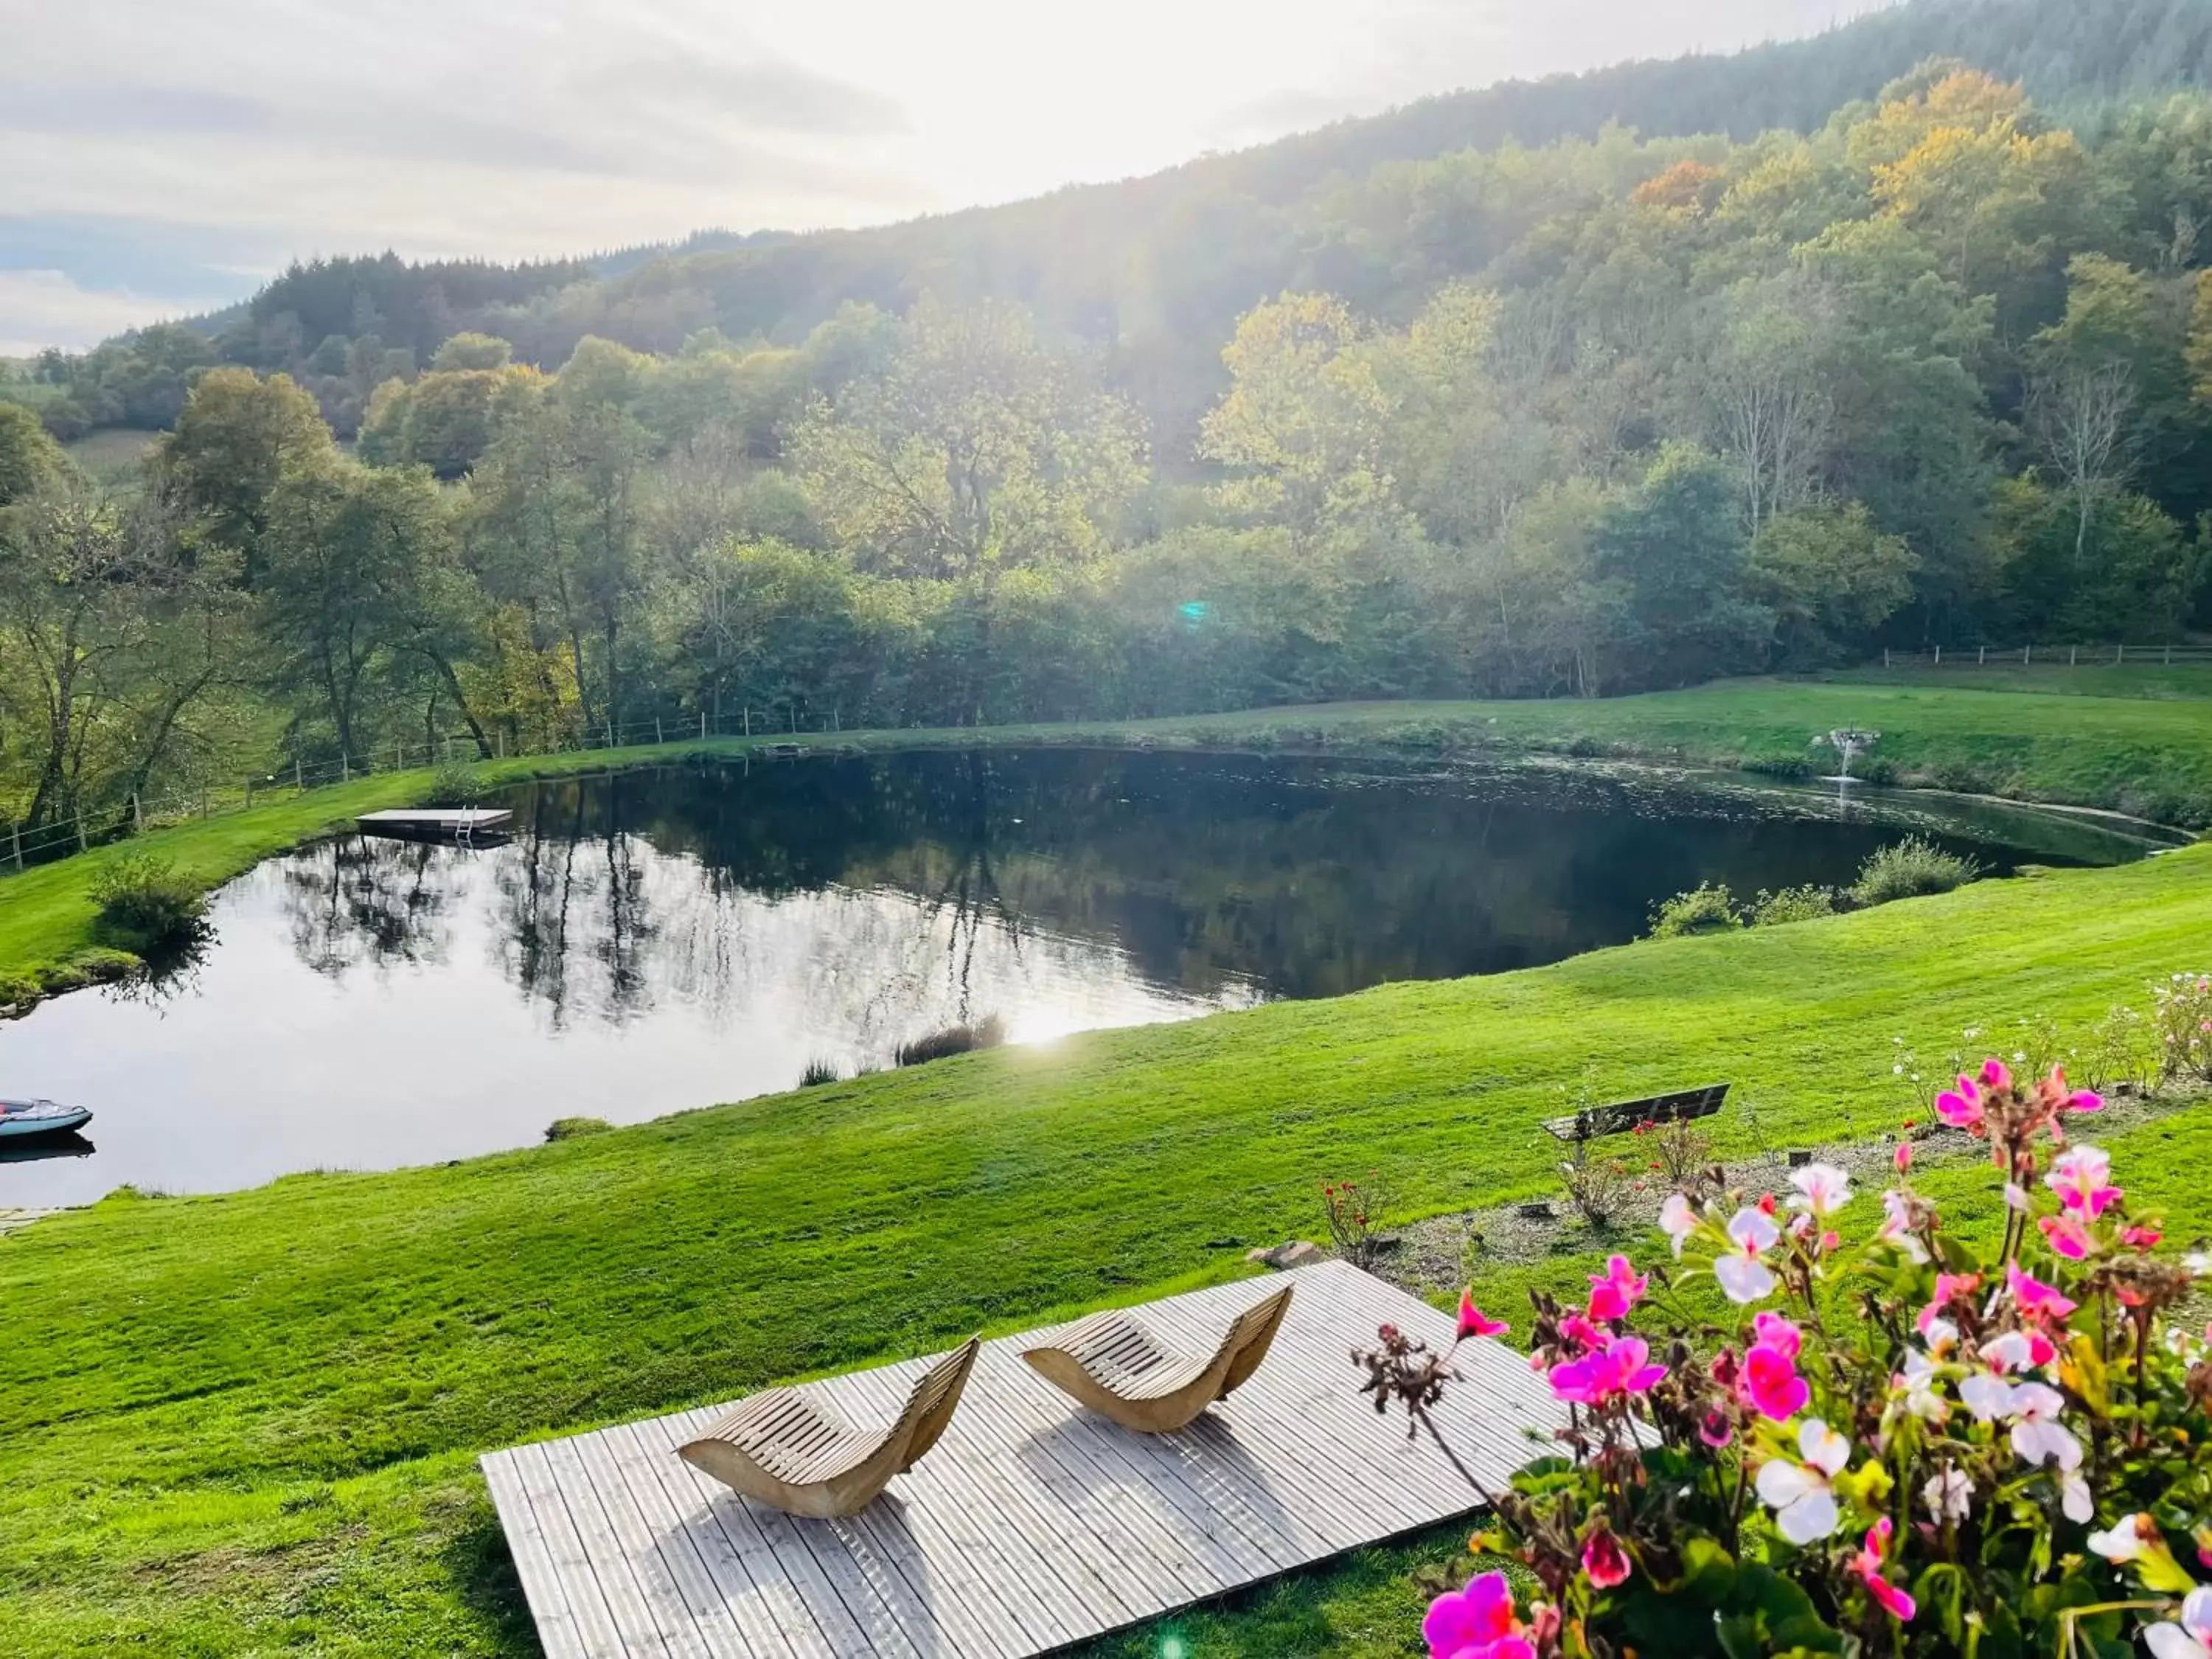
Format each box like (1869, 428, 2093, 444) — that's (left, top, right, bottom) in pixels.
(0, 749, 2169, 1206)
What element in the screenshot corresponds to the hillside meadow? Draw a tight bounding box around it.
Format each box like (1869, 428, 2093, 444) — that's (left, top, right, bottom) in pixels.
(2, 807, 2208, 1652)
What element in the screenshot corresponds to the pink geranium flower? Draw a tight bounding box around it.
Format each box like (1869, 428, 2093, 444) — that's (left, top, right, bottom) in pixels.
(1549, 1335, 1666, 1405)
(1586, 1254, 1648, 1323)
(1852, 1518, 1917, 1622)
(2046, 1146, 2121, 1219)
(1744, 1324, 1810, 1422)
(2040, 1212, 2093, 1260)
(1424, 1571, 1533, 1659)
(1935, 1074, 1986, 1132)
(1456, 1292, 1509, 1340)
(1582, 1527, 1632, 1589)
(2007, 1263, 2078, 1322)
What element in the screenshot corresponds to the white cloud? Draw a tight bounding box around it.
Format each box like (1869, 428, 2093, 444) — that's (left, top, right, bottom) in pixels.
(0, 270, 203, 356)
(0, 0, 1900, 351)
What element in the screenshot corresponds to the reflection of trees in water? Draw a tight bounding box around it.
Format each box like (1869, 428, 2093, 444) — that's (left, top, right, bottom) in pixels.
(492, 782, 657, 1029)
(268, 748, 2013, 1038)
(280, 835, 460, 978)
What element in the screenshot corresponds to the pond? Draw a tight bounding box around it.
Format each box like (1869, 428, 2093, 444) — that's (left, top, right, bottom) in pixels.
(0, 748, 2178, 1206)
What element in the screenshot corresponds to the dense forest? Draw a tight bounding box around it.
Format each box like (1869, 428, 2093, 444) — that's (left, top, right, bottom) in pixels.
(6, 3, 2212, 840)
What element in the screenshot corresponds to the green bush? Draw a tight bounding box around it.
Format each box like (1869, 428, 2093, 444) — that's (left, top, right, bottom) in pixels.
(894, 1015, 1008, 1068)
(1646, 883, 1743, 939)
(543, 1116, 613, 1142)
(798, 1059, 841, 1087)
(89, 855, 209, 952)
(1747, 884, 1837, 927)
(425, 762, 487, 807)
(1850, 835, 1980, 906)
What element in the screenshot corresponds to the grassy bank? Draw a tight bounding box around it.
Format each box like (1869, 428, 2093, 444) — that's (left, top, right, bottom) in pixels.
(6, 675, 2207, 1006)
(5, 835, 2212, 1654)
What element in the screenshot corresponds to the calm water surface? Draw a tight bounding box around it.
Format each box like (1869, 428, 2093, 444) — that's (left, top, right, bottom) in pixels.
(0, 749, 2171, 1205)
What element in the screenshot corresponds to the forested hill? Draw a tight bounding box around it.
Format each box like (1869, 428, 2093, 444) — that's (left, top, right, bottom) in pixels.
(13, 0, 2212, 448)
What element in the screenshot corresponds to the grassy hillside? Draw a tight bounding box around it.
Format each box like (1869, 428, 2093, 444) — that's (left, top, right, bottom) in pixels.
(4, 824, 2211, 1653)
(5, 675, 2205, 1008)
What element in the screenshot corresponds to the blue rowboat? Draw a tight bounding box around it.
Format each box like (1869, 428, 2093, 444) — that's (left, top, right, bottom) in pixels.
(0, 1098, 92, 1138)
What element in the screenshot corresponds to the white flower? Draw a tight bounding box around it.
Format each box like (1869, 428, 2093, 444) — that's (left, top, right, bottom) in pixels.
(1922, 1467, 1972, 1524)
(2061, 1472, 2093, 1523)
(1959, 1373, 2014, 1423)
(2008, 1382, 2081, 1472)
(2004, 1182, 2030, 1211)
(1658, 1192, 1698, 1258)
(1981, 1331, 2043, 1376)
(2088, 1515, 2154, 1563)
(1899, 1349, 1950, 1422)
(1715, 1207, 1780, 1304)
(1877, 1189, 1930, 1263)
(2146, 1587, 2212, 1659)
(1756, 1418, 1850, 1544)
(1922, 1317, 1959, 1354)
(1787, 1163, 1852, 1218)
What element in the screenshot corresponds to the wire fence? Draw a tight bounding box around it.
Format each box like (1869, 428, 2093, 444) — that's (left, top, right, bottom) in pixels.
(1877, 643, 2212, 670)
(1, 701, 845, 877)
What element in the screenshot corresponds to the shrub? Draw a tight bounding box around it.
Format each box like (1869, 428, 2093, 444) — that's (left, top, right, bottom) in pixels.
(1322, 1173, 1397, 1269)
(1849, 834, 1978, 906)
(797, 1058, 841, 1087)
(1371, 1049, 2212, 1659)
(543, 1116, 612, 1141)
(2154, 972, 2212, 1085)
(1631, 1114, 1716, 1194)
(1646, 883, 1742, 939)
(425, 761, 487, 807)
(89, 855, 208, 952)
(894, 1014, 1007, 1068)
(1747, 884, 1836, 927)
(1558, 1145, 1642, 1230)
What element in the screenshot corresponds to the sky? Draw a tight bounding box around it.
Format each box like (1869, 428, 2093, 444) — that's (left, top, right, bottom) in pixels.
(0, 0, 1892, 355)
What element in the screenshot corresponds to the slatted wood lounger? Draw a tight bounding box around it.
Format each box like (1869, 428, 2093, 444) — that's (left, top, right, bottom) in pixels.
(1019, 1283, 1295, 1434)
(676, 1335, 981, 1517)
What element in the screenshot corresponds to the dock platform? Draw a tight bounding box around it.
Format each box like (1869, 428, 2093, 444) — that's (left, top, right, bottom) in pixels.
(357, 807, 514, 843)
(481, 1260, 1564, 1659)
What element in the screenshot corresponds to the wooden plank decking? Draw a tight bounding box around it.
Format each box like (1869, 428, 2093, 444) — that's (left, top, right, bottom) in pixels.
(482, 1261, 1566, 1659)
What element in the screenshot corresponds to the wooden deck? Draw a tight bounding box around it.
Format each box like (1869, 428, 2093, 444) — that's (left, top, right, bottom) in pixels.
(481, 1261, 1566, 1659)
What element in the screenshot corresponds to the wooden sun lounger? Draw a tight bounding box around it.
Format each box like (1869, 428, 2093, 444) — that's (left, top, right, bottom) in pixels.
(1019, 1284, 1294, 1433)
(676, 1336, 981, 1517)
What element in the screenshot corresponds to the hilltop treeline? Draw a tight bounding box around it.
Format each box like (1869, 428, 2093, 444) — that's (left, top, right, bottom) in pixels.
(5, 55, 2212, 834)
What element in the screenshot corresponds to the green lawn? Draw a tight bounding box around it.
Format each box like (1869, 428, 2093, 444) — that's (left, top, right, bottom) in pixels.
(5, 823, 2212, 1654)
(8, 674, 2210, 1003)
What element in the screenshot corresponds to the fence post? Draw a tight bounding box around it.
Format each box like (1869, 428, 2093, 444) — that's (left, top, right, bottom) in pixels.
(76, 814, 87, 852)
(2117, 644, 2126, 665)
(243, 776, 253, 809)
(655, 717, 664, 745)
(1883, 647, 1891, 669)
(790, 706, 799, 734)
(1933, 644, 1941, 666)
(2070, 645, 2078, 668)
(133, 793, 144, 833)
(606, 718, 615, 750)
(2168, 646, 2174, 667)
(201, 789, 210, 819)
(1978, 646, 1986, 665)
(743, 708, 751, 738)
(295, 756, 304, 792)
(2023, 645, 2031, 665)
(342, 754, 350, 784)
(10, 822, 20, 872)
(700, 710, 707, 740)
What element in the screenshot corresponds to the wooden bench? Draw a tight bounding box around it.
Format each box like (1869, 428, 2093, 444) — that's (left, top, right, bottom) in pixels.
(1543, 1082, 1729, 1143)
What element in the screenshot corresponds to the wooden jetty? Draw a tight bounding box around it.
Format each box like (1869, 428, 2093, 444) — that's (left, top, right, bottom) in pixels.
(356, 807, 514, 844)
(481, 1259, 1565, 1659)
